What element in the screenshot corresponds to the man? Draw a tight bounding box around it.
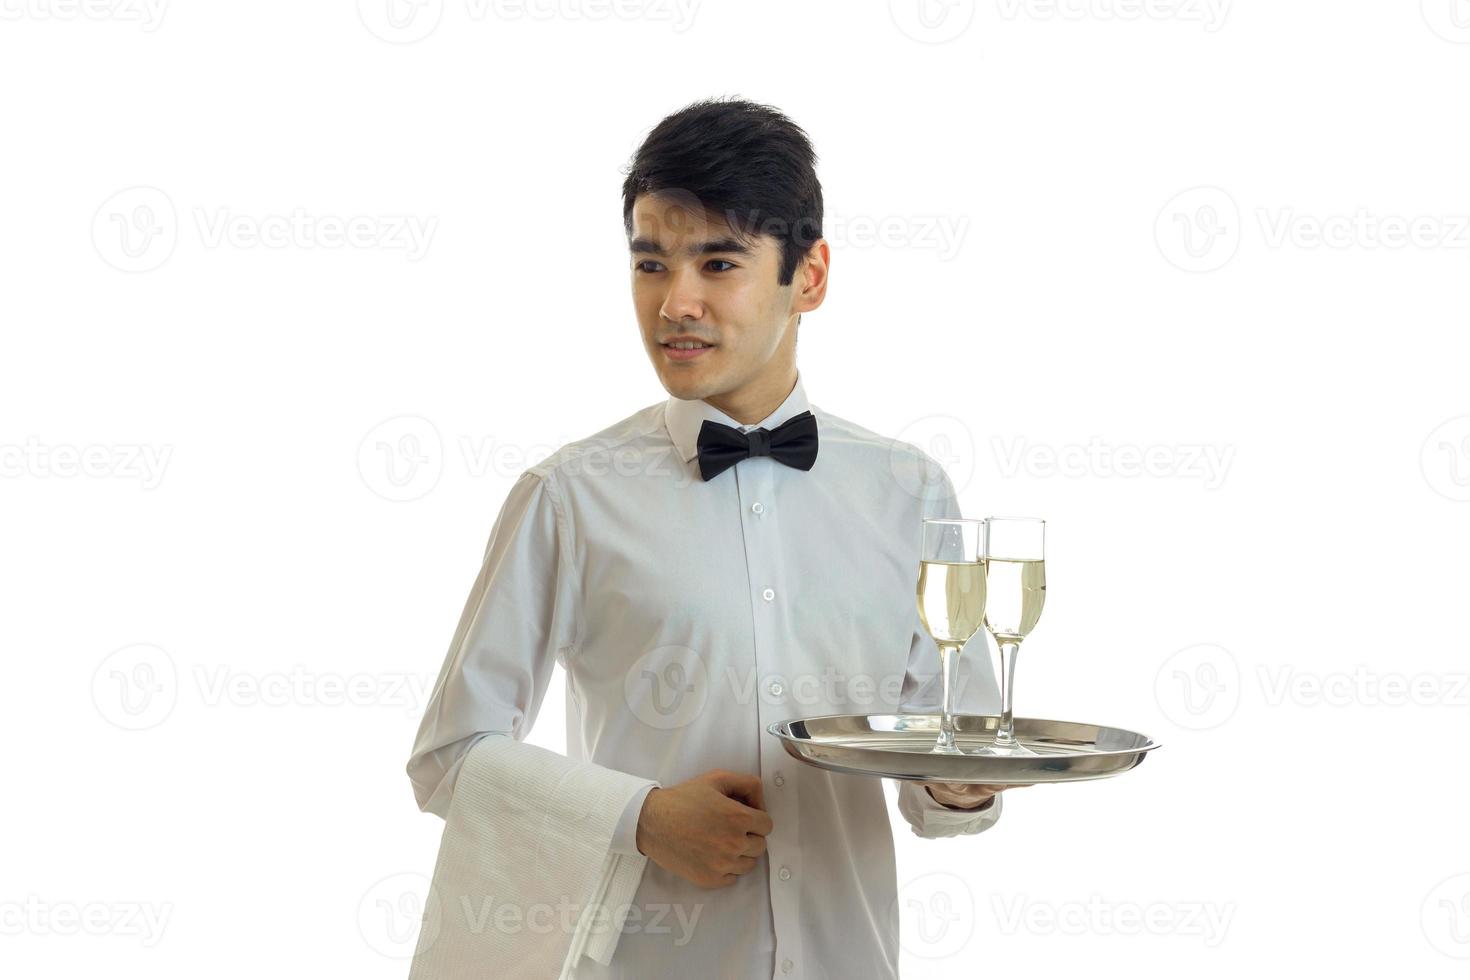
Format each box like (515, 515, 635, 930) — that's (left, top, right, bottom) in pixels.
(407, 97, 1022, 978)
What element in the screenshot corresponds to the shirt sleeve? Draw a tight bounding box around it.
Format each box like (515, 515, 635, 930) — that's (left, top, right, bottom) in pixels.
(405, 468, 660, 819)
(891, 460, 1005, 839)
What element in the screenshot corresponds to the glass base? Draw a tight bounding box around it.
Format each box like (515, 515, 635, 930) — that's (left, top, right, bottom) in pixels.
(968, 738, 1038, 758)
(929, 729, 964, 754)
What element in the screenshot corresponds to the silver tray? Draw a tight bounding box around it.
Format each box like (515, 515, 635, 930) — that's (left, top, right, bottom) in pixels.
(768, 713, 1160, 786)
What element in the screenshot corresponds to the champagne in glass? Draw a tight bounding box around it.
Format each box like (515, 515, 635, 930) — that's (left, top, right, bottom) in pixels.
(917, 519, 985, 754)
(976, 517, 1046, 757)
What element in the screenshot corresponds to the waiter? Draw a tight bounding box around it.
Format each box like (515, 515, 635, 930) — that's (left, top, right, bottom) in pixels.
(407, 97, 1023, 978)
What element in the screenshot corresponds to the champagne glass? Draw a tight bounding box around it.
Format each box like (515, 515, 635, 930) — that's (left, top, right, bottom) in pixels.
(975, 517, 1046, 757)
(916, 519, 986, 755)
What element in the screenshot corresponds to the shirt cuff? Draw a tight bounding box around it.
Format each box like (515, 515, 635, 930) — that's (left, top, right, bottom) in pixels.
(609, 783, 657, 856)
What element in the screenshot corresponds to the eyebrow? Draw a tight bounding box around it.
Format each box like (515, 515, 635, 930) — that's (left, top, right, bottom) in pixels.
(629, 236, 753, 258)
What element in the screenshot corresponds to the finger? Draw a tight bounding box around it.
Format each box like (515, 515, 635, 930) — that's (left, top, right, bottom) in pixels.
(742, 833, 768, 858)
(746, 777, 766, 812)
(712, 770, 767, 811)
(739, 774, 767, 812)
(930, 785, 985, 805)
(744, 808, 774, 837)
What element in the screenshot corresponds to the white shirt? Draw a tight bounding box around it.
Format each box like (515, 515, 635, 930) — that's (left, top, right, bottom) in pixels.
(407, 371, 1005, 979)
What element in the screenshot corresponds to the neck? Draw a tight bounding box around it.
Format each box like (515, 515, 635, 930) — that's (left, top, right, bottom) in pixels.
(704, 362, 799, 426)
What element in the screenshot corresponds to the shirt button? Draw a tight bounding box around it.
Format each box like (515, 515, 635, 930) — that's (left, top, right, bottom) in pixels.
(762, 587, 775, 601)
(774, 772, 785, 787)
(779, 866, 792, 881)
(782, 959, 793, 973)
(769, 681, 783, 697)
(752, 501, 764, 514)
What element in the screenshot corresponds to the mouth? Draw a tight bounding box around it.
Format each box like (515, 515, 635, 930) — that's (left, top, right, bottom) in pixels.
(661, 340, 716, 361)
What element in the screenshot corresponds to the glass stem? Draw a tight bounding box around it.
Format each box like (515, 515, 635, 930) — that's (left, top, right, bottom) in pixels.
(994, 640, 1021, 747)
(936, 641, 961, 752)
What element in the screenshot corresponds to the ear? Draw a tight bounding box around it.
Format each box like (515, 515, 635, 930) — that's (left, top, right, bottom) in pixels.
(793, 238, 830, 316)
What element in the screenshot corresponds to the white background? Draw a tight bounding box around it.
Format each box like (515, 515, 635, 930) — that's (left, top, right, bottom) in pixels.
(3, 1, 1468, 977)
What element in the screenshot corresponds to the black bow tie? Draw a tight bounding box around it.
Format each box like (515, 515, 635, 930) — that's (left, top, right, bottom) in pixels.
(696, 410, 819, 482)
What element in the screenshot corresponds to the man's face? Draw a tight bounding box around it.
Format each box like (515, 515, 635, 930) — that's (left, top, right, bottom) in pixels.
(629, 192, 803, 402)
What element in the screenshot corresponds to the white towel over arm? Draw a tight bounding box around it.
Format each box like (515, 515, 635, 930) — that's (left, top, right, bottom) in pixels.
(407, 735, 656, 978)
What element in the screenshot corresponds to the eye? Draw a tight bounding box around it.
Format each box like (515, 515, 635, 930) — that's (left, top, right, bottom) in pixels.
(634, 260, 664, 274)
(707, 260, 736, 273)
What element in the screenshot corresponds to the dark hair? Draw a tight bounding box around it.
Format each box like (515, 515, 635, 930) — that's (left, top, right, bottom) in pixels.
(622, 97, 824, 288)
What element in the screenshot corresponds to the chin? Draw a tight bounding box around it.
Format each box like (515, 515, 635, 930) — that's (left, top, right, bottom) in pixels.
(661, 376, 705, 400)
(657, 369, 714, 400)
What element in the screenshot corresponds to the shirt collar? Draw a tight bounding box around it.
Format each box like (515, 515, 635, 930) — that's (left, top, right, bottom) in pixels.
(664, 372, 811, 464)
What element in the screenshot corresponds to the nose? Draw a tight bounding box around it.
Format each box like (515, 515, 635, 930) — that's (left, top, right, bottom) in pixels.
(658, 267, 706, 324)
